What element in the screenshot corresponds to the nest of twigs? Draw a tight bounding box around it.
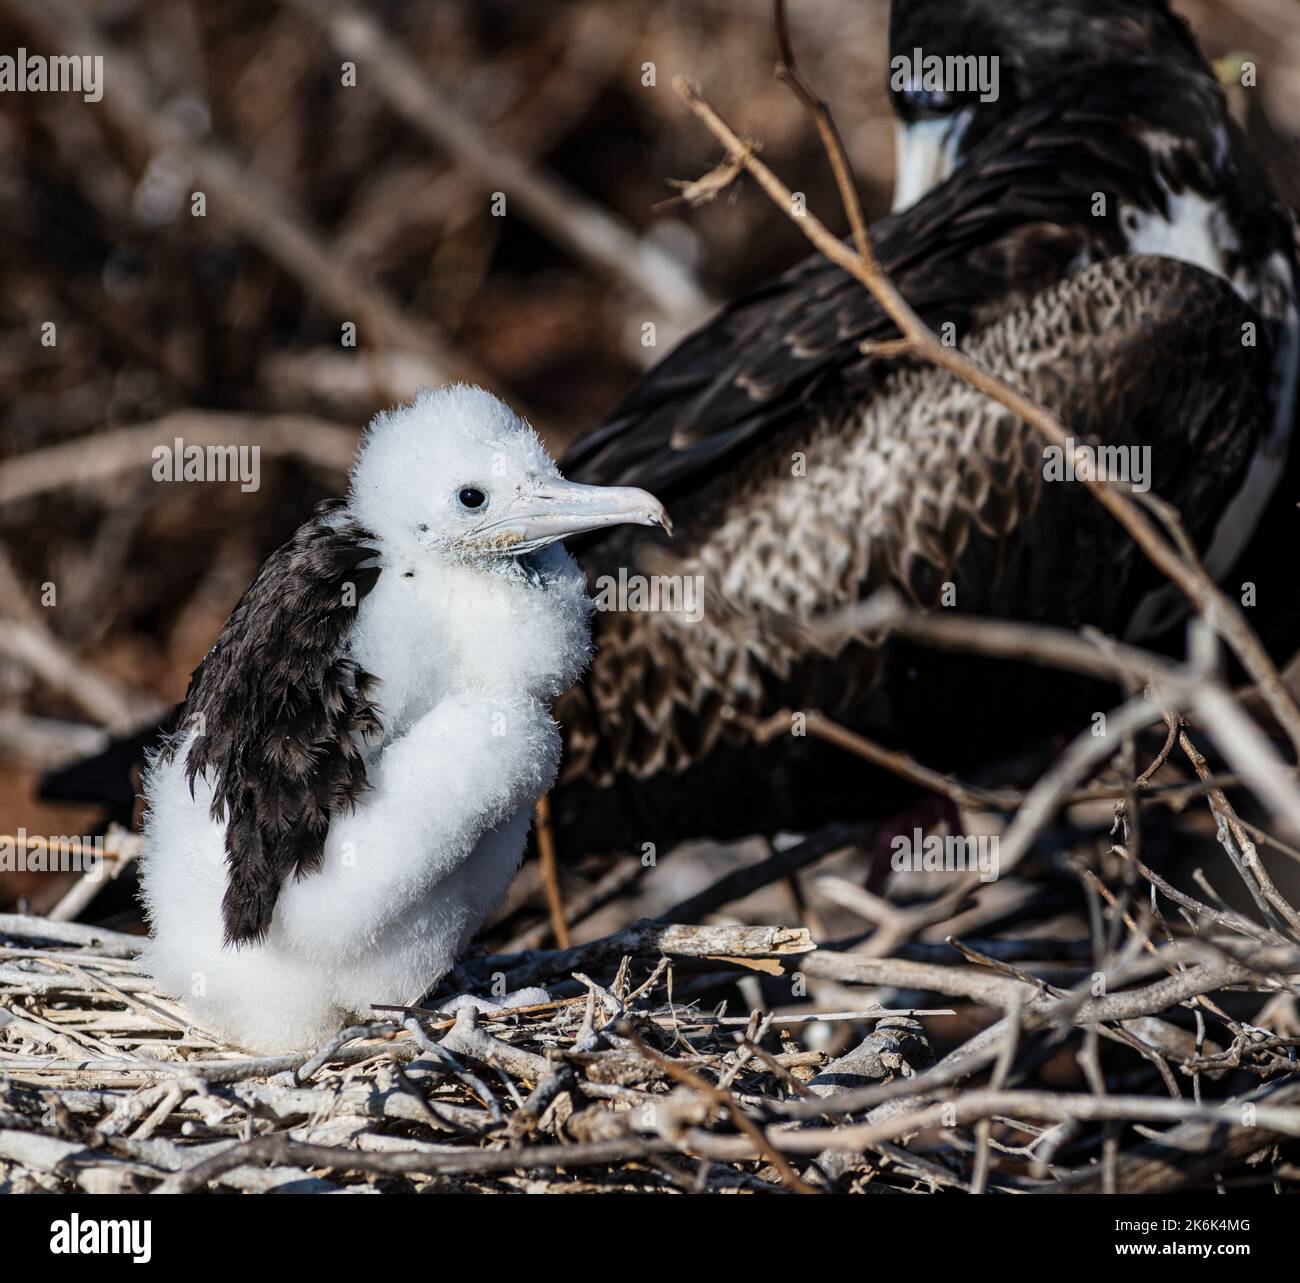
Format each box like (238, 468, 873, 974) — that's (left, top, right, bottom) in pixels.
(3, 811, 1299, 1197)
(3, 0, 1300, 1200)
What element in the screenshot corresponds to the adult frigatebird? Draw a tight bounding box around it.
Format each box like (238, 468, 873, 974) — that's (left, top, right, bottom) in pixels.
(551, 52, 1298, 851)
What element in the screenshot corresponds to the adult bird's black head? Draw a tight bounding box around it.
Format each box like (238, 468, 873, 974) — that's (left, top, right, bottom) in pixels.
(888, 0, 1208, 209)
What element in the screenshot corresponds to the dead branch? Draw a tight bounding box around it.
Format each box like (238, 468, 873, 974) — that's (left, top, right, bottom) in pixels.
(283, 0, 712, 326)
(0, 412, 358, 507)
(0, 620, 160, 732)
(0, 0, 485, 399)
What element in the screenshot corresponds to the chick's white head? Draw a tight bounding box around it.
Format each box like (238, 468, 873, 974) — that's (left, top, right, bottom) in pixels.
(348, 385, 669, 566)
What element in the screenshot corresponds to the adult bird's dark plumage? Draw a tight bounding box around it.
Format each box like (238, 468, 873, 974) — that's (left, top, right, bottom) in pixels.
(885, 0, 1300, 653)
(551, 50, 1298, 851)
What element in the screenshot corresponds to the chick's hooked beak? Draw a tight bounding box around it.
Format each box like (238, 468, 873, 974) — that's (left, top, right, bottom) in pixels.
(475, 476, 672, 555)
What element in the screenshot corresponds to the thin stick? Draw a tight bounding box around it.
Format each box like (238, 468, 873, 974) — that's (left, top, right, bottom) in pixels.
(771, 0, 871, 262)
(0, 620, 158, 732)
(1, 0, 483, 395)
(820, 592, 1300, 837)
(0, 412, 358, 507)
(532, 794, 571, 949)
(285, 0, 711, 325)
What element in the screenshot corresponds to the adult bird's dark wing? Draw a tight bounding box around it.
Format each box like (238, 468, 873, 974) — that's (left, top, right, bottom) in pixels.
(561, 62, 1252, 502)
(163, 499, 383, 945)
(546, 59, 1294, 853)
(553, 253, 1270, 851)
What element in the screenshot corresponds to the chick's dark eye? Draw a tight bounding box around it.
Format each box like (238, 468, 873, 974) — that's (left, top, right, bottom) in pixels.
(457, 486, 487, 511)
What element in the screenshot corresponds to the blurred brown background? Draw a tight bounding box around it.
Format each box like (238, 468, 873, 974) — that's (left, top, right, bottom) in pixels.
(2, 0, 1297, 913)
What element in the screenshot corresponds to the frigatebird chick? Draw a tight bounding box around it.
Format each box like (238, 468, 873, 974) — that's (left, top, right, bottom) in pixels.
(138, 385, 668, 1053)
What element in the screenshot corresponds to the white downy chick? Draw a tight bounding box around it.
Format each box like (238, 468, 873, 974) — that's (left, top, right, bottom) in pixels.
(138, 385, 668, 1052)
